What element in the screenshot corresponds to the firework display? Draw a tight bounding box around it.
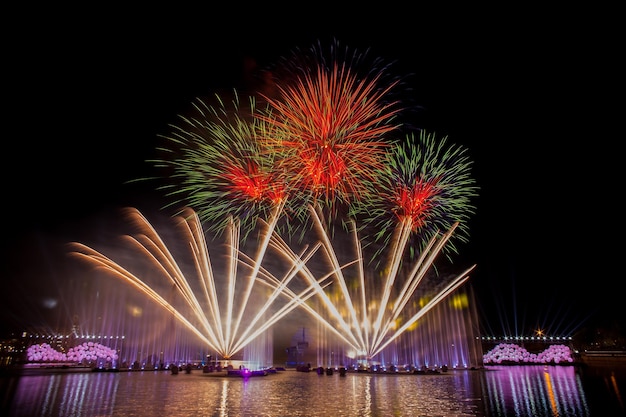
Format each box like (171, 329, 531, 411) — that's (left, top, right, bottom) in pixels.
(154, 41, 476, 250)
(72, 41, 479, 366)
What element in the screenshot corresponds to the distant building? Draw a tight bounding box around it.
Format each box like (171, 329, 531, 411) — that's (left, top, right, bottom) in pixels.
(285, 328, 314, 367)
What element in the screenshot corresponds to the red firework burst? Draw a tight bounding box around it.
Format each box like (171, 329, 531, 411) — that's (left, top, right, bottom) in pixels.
(260, 61, 402, 205)
(223, 159, 286, 206)
(393, 178, 440, 231)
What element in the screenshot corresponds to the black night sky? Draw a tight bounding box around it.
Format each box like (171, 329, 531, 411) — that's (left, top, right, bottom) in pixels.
(2, 7, 622, 341)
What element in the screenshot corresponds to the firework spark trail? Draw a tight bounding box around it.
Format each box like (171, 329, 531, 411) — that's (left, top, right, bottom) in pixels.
(262, 203, 476, 360)
(309, 205, 366, 348)
(352, 220, 369, 354)
(178, 208, 221, 341)
(374, 265, 475, 356)
(120, 208, 217, 342)
(241, 211, 368, 351)
(231, 233, 336, 354)
(69, 207, 317, 360)
(227, 200, 285, 352)
(387, 226, 445, 320)
(368, 217, 447, 349)
(222, 213, 239, 353)
(263, 229, 366, 351)
(310, 206, 476, 359)
(69, 243, 216, 349)
(370, 222, 473, 354)
(369, 216, 413, 349)
(70, 208, 221, 349)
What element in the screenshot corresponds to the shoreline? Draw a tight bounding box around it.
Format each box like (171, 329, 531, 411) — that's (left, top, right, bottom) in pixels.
(4, 353, 626, 377)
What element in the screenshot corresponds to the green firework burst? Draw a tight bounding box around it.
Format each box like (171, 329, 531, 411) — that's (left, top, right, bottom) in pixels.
(356, 130, 479, 262)
(151, 91, 291, 238)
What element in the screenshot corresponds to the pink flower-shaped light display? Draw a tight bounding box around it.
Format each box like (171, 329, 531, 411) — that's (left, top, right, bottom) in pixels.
(26, 342, 118, 364)
(483, 343, 574, 365)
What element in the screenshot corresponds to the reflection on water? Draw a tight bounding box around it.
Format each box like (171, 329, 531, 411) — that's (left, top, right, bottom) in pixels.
(483, 366, 590, 416)
(2, 370, 484, 417)
(2, 365, 624, 416)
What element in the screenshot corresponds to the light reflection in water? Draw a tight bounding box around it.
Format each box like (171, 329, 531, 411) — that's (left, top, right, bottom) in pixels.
(219, 379, 228, 417)
(544, 369, 558, 415)
(363, 376, 372, 417)
(12, 373, 121, 417)
(609, 372, 624, 409)
(5, 370, 484, 416)
(483, 365, 591, 416)
(4, 366, 621, 416)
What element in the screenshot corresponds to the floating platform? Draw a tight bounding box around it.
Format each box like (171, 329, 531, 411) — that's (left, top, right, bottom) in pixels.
(227, 368, 269, 377)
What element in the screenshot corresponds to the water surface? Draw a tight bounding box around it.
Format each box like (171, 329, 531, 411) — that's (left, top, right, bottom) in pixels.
(2, 365, 624, 416)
